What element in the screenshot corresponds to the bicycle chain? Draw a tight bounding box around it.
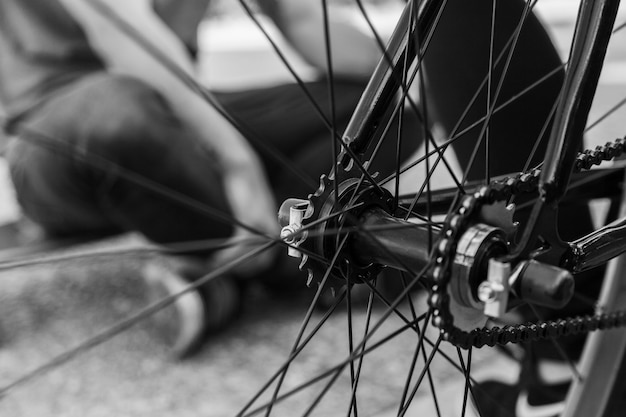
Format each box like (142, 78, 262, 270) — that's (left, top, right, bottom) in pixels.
(429, 137, 626, 349)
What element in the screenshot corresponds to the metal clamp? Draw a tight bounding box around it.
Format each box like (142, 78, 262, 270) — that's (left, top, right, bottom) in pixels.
(279, 200, 310, 258)
(478, 259, 512, 318)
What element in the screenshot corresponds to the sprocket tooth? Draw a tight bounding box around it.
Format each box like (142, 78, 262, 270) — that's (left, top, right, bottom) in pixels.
(298, 254, 309, 271)
(311, 174, 329, 199)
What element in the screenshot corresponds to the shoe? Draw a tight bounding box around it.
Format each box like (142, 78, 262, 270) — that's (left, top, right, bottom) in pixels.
(141, 256, 240, 359)
(472, 353, 571, 417)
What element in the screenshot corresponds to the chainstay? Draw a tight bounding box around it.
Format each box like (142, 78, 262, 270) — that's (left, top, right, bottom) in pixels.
(428, 137, 626, 349)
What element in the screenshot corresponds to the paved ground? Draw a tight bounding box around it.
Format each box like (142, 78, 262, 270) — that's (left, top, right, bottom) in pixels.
(0, 1, 625, 416)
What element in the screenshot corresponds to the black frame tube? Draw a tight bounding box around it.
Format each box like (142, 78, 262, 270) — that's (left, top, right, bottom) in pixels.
(514, 0, 621, 262)
(338, 0, 441, 167)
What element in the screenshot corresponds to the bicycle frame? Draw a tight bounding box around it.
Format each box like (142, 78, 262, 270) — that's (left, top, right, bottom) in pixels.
(339, 0, 624, 277)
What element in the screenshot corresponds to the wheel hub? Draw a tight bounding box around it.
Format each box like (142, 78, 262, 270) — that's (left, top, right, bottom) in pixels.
(279, 177, 396, 287)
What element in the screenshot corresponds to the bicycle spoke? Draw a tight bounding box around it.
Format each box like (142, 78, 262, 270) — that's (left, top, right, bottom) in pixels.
(585, 96, 626, 133)
(362, 280, 426, 331)
(391, 276, 439, 409)
(398, 334, 443, 417)
(393, 27, 410, 211)
(236, 0, 333, 130)
(521, 91, 561, 173)
(301, 366, 344, 417)
(399, 272, 421, 324)
(344, 279, 359, 417)
(0, 234, 267, 271)
(612, 20, 626, 33)
(404, 0, 465, 194)
(403, 273, 443, 417)
(413, 0, 437, 251)
(458, 347, 475, 417)
(397, 308, 436, 415)
(320, 0, 341, 210)
(345, 283, 376, 417)
(402, 141, 458, 221)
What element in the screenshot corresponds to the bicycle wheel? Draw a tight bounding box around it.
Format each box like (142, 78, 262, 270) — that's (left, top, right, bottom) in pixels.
(243, 0, 626, 416)
(0, 1, 625, 416)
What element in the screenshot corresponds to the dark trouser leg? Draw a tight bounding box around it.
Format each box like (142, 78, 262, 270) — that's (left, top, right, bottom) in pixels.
(8, 74, 233, 248)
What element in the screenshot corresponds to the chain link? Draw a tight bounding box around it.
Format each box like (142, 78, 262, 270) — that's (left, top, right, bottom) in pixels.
(429, 137, 626, 348)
